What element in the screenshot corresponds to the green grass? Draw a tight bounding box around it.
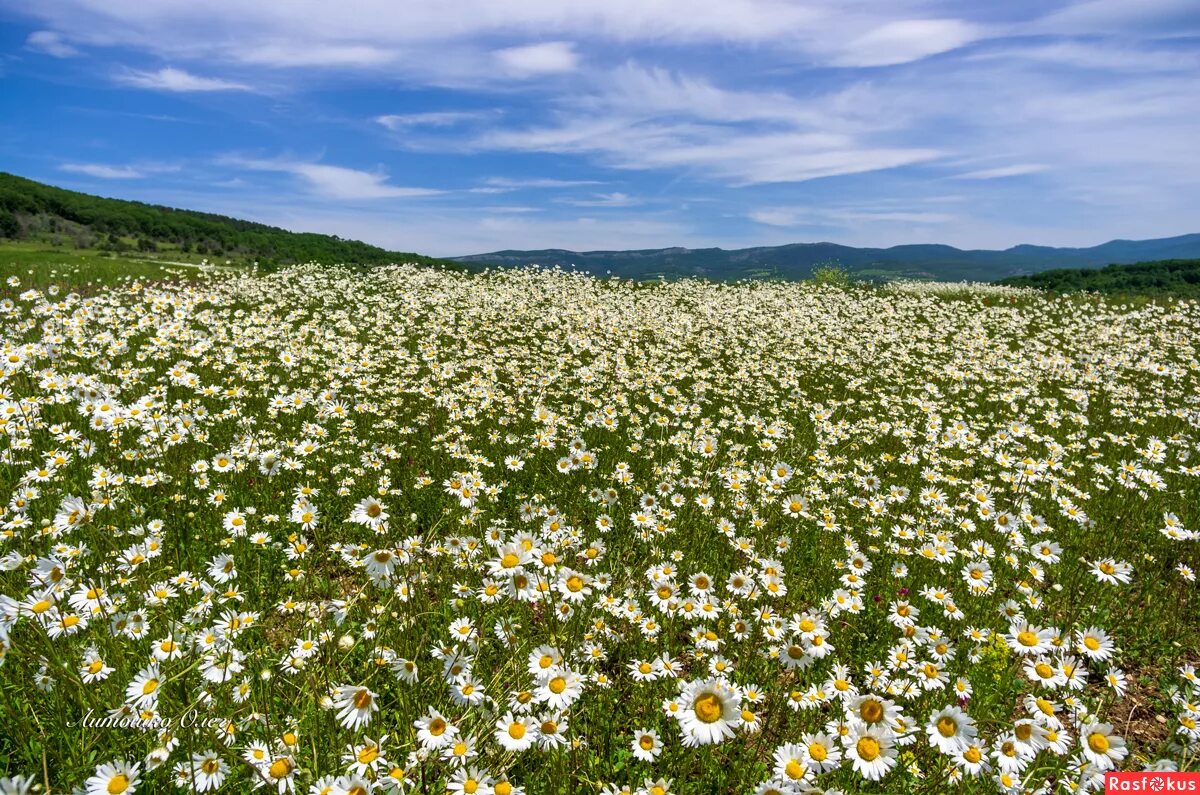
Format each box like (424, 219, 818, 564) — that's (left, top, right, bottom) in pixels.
(0, 241, 221, 288)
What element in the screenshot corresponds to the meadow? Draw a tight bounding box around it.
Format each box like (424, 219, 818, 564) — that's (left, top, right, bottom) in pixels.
(0, 258, 1197, 795)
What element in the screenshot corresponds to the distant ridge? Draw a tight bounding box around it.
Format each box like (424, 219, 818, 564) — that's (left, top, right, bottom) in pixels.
(454, 235, 1200, 282)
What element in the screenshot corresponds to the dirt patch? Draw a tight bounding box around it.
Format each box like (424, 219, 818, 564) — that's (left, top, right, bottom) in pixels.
(1106, 669, 1172, 757)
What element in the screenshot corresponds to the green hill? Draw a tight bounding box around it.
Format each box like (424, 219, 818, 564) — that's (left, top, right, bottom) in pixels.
(996, 259, 1200, 297)
(0, 172, 450, 268)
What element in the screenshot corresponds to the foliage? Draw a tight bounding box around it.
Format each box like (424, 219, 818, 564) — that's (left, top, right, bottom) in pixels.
(997, 259, 1200, 297)
(810, 262, 852, 288)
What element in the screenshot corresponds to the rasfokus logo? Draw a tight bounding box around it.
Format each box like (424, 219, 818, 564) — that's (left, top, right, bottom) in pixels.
(1106, 773, 1200, 792)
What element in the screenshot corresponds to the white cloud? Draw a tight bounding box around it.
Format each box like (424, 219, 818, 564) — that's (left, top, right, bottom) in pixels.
(834, 19, 981, 67)
(26, 30, 79, 57)
(475, 114, 941, 185)
(58, 161, 180, 179)
(953, 164, 1048, 180)
(225, 157, 443, 200)
(59, 163, 145, 179)
(750, 206, 955, 227)
(376, 111, 492, 130)
(563, 192, 640, 207)
(484, 177, 605, 189)
(493, 41, 579, 77)
(118, 67, 250, 92)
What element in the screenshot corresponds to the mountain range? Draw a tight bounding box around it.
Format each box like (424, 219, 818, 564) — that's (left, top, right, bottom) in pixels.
(453, 235, 1200, 282)
(4, 172, 1199, 283)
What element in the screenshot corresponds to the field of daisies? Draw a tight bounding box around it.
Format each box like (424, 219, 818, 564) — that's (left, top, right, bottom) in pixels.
(0, 261, 1198, 795)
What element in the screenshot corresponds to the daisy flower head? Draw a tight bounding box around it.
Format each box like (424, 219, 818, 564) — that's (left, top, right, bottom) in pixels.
(86, 760, 141, 795)
(675, 678, 741, 746)
(332, 684, 379, 730)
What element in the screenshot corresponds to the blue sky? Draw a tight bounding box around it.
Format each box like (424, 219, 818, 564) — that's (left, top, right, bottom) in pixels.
(1, 1, 1198, 256)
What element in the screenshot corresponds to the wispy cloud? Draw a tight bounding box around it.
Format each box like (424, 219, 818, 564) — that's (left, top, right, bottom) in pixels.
(223, 157, 443, 200)
(954, 164, 1049, 180)
(493, 41, 579, 77)
(483, 177, 605, 189)
(750, 207, 956, 227)
(833, 19, 981, 67)
(59, 162, 179, 179)
(25, 30, 79, 58)
(375, 111, 493, 130)
(117, 67, 250, 93)
(563, 192, 640, 207)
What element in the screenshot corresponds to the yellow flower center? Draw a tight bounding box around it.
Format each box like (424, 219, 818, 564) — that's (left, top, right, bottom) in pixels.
(856, 736, 881, 762)
(693, 692, 723, 723)
(785, 760, 805, 779)
(107, 775, 131, 794)
(937, 716, 957, 737)
(357, 746, 378, 764)
(859, 699, 883, 724)
(964, 747, 982, 764)
(508, 722, 526, 739)
(639, 735, 655, 750)
(1088, 732, 1110, 754)
(268, 758, 292, 779)
(809, 742, 827, 762)
(548, 676, 567, 694)
(353, 689, 372, 709)
(1017, 630, 1039, 647)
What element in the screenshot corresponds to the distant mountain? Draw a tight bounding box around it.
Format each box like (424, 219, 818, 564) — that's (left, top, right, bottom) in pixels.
(454, 235, 1200, 282)
(0, 173, 452, 268)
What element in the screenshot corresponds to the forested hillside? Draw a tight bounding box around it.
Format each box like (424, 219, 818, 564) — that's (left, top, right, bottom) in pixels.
(0, 172, 449, 267)
(997, 259, 1200, 297)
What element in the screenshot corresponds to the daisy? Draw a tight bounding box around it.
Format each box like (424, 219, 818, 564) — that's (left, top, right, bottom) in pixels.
(771, 744, 811, 786)
(631, 728, 662, 761)
(494, 712, 536, 752)
(190, 751, 227, 792)
(535, 669, 583, 710)
(414, 708, 457, 750)
(799, 732, 841, 773)
(1076, 627, 1115, 661)
(85, 760, 141, 795)
(447, 767, 493, 795)
(926, 705, 977, 755)
(332, 684, 378, 730)
(1078, 723, 1127, 770)
(845, 725, 897, 781)
(675, 678, 740, 746)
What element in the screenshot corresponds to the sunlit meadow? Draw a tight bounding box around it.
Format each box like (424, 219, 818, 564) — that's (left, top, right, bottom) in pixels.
(0, 261, 1197, 795)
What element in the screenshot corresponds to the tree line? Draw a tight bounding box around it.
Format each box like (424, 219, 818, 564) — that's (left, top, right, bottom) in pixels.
(997, 259, 1200, 297)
